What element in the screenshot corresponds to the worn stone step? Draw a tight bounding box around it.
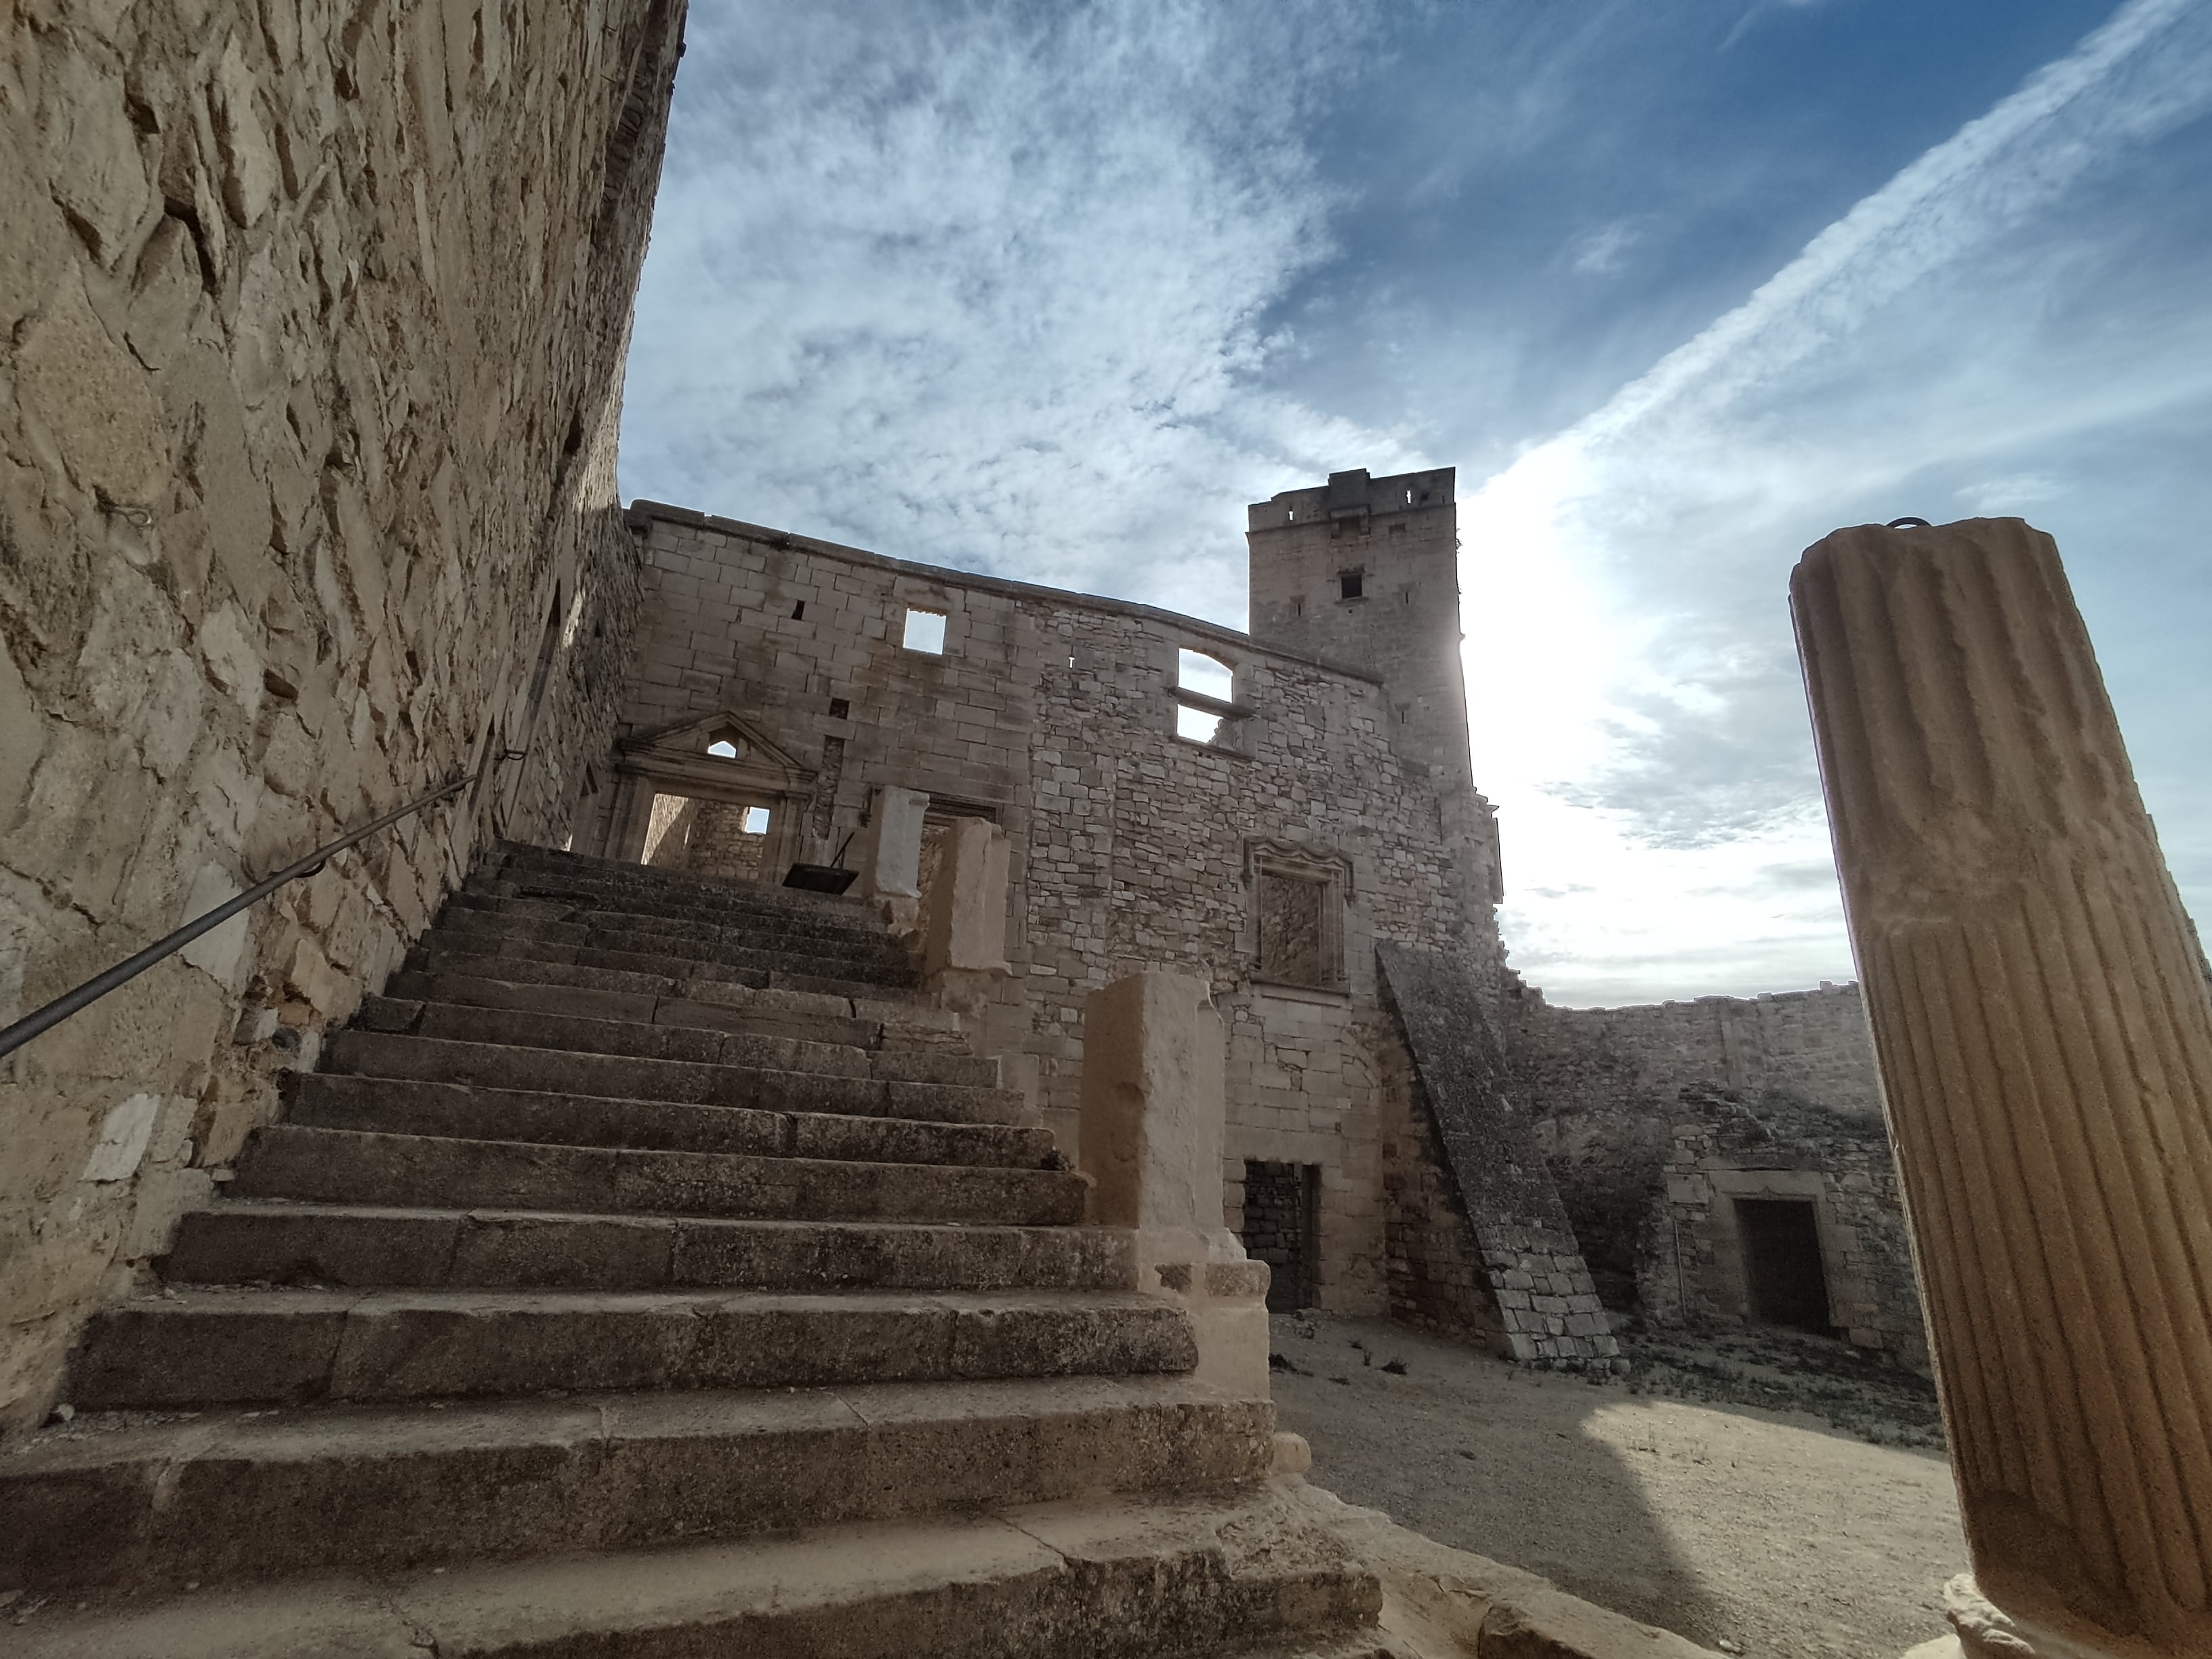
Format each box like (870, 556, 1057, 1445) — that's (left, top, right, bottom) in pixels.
(495, 841, 876, 907)
(432, 905, 919, 983)
(1, 1483, 1377, 1659)
(350, 994, 1000, 1088)
(286, 1073, 1056, 1167)
(384, 964, 884, 1047)
(230, 1126, 1087, 1225)
(67, 1287, 1196, 1409)
(413, 928, 922, 1002)
(451, 883, 897, 953)
(398, 947, 964, 1036)
(443, 890, 914, 968)
(321, 1029, 1028, 1125)
(0, 1375, 1275, 1591)
(163, 1202, 1137, 1296)
(497, 842, 878, 917)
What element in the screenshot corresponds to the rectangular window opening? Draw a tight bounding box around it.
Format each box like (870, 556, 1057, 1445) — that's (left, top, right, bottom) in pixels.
(1176, 703, 1223, 745)
(792, 600, 806, 620)
(1257, 868, 1336, 988)
(828, 696, 850, 718)
(901, 607, 947, 654)
(1338, 570, 1364, 601)
(1176, 648, 1235, 702)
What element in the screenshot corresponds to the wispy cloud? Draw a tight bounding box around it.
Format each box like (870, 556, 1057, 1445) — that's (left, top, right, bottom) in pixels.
(621, 1, 1420, 625)
(1467, 0, 2212, 1001)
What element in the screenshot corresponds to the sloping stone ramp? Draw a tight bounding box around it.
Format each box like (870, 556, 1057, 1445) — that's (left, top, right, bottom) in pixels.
(1, 844, 1403, 1657)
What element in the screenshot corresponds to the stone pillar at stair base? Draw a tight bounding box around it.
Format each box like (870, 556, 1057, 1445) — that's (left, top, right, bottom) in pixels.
(857, 785, 928, 933)
(1080, 971, 1270, 1401)
(1791, 516, 2212, 1659)
(921, 817, 1012, 1019)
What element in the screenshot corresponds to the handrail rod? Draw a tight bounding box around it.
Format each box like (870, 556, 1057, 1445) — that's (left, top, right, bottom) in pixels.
(0, 768, 480, 1063)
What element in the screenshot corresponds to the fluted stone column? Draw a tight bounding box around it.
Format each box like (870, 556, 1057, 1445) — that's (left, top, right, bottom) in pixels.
(1791, 517, 2212, 1658)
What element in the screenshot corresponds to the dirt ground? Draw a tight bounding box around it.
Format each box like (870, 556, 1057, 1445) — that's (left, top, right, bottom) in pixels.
(1270, 1311, 1968, 1659)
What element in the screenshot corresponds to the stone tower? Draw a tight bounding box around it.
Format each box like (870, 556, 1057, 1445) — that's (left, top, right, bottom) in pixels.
(1248, 468, 1502, 921)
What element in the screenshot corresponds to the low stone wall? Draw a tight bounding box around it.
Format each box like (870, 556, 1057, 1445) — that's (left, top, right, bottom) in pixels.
(0, 0, 680, 1431)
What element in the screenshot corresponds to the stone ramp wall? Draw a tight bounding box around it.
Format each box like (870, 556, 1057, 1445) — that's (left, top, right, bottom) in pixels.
(0, 0, 680, 1431)
(1376, 943, 1618, 1367)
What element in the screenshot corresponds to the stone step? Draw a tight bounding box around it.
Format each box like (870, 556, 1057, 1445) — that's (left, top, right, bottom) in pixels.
(285, 1073, 1056, 1168)
(501, 849, 880, 916)
(396, 956, 960, 1044)
(350, 994, 1000, 1088)
(497, 842, 878, 918)
(0, 1375, 1275, 1591)
(1, 1483, 1376, 1658)
(321, 1029, 1028, 1125)
(66, 1287, 1195, 1409)
(163, 1202, 1137, 1296)
(432, 905, 919, 985)
(451, 882, 897, 952)
(413, 928, 923, 1002)
(384, 963, 883, 1047)
(445, 889, 914, 968)
(230, 1126, 1087, 1225)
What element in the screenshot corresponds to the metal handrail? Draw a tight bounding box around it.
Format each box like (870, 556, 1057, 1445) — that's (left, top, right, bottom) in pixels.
(0, 766, 486, 1063)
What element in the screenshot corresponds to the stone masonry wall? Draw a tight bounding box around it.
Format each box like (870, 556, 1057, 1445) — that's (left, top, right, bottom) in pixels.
(0, 0, 681, 1431)
(1501, 979, 1882, 1294)
(602, 504, 1504, 1317)
(1645, 1086, 1927, 1366)
(1500, 979, 1925, 1355)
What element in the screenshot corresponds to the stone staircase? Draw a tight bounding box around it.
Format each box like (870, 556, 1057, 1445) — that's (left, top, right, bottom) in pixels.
(1, 844, 1402, 1657)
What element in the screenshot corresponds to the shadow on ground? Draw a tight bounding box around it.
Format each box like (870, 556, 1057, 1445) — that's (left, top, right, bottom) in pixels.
(1269, 1311, 1965, 1659)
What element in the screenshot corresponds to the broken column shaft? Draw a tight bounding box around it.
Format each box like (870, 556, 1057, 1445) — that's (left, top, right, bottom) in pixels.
(1791, 517, 2212, 1657)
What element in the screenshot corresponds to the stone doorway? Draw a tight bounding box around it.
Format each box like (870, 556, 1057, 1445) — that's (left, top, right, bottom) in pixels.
(1736, 1197, 1832, 1332)
(1242, 1160, 1319, 1311)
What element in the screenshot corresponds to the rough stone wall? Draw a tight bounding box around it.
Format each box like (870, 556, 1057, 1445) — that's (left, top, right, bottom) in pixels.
(605, 504, 1502, 1316)
(1377, 943, 1617, 1366)
(0, 0, 680, 1431)
(1645, 1086, 1927, 1366)
(1502, 979, 1924, 1354)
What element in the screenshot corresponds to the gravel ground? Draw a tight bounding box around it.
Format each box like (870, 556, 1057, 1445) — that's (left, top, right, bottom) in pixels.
(1271, 1311, 1967, 1659)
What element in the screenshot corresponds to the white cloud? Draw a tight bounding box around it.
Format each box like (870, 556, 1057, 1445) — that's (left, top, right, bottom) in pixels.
(1467, 0, 2212, 1004)
(621, 1, 1420, 626)
(1570, 221, 1640, 276)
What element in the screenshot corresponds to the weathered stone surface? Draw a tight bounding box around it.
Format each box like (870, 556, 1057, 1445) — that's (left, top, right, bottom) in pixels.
(0, 0, 680, 1430)
(0, 1376, 1273, 1590)
(1376, 944, 1617, 1368)
(1081, 972, 1229, 1235)
(1793, 517, 2212, 1656)
(3, 1485, 1385, 1659)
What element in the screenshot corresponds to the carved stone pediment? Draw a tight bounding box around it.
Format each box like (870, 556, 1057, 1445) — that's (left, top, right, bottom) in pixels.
(616, 710, 813, 798)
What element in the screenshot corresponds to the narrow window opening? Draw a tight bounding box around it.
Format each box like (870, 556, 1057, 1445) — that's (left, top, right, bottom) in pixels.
(828, 696, 850, 718)
(1338, 570, 1364, 601)
(902, 607, 947, 654)
(741, 805, 771, 835)
(792, 600, 806, 620)
(1404, 489, 1412, 505)
(1290, 595, 1305, 617)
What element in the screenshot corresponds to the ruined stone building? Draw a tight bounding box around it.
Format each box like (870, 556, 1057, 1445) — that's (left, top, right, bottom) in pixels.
(0, 1, 1928, 1651)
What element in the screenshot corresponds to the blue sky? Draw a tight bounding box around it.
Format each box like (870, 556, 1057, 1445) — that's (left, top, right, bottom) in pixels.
(621, 0, 2212, 1005)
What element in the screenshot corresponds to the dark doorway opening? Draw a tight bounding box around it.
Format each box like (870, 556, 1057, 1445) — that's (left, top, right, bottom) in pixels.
(1736, 1197, 1832, 1332)
(1242, 1160, 1319, 1312)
